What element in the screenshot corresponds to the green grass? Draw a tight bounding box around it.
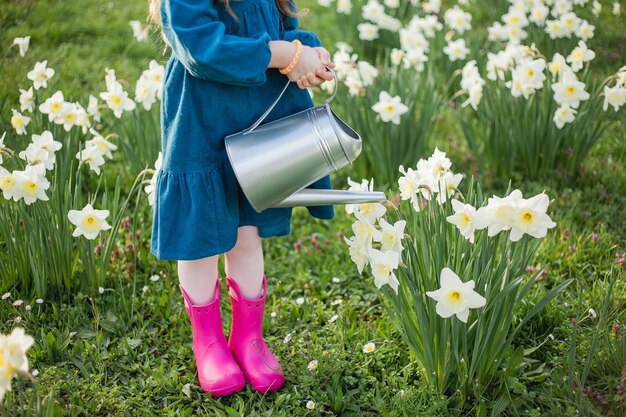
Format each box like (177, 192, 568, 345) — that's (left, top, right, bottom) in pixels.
(1, 0, 625, 415)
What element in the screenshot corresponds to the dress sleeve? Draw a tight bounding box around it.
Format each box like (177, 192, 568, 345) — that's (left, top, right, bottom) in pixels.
(162, 0, 272, 86)
(279, 0, 322, 48)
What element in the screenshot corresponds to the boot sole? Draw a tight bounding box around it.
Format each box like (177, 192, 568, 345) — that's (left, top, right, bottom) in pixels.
(250, 377, 286, 394)
(200, 380, 246, 397)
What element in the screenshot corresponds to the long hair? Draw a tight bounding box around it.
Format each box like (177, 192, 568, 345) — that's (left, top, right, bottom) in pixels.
(148, 0, 299, 28)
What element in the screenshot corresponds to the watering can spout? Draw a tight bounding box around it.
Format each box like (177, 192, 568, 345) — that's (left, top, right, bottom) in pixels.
(271, 189, 387, 208)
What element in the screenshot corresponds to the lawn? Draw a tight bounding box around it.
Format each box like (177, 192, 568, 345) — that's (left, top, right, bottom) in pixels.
(0, 0, 625, 416)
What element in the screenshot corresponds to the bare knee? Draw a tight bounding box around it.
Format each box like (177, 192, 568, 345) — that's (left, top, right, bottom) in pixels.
(227, 226, 261, 256)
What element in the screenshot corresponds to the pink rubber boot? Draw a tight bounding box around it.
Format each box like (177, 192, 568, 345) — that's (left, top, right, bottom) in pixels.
(226, 276, 286, 393)
(179, 280, 246, 396)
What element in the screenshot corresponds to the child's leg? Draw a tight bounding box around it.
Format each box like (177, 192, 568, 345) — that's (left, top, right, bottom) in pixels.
(178, 256, 219, 305)
(224, 226, 264, 299)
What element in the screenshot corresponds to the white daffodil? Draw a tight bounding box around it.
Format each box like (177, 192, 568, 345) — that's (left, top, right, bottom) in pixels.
(86, 130, 117, 160)
(26, 61, 55, 90)
(129, 20, 149, 42)
(391, 48, 404, 66)
(426, 147, 452, 180)
(76, 146, 106, 175)
(0, 327, 35, 402)
(368, 248, 400, 293)
(31, 131, 62, 154)
(548, 53, 568, 78)
(422, 0, 441, 14)
(371, 91, 409, 125)
(443, 38, 470, 62)
(460, 60, 483, 91)
(0, 167, 17, 201)
(559, 12, 579, 37)
(352, 211, 381, 246)
(426, 267, 486, 323)
(345, 177, 370, 214)
(104, 68, 117, 90)
(603, 85, 626, 112)
(345, 178, 386, 222)
(399, 29, 428, 55)
(553, 105, 577, 129)
(436, 171, 463, 203)
(378, 14, 401, 32)
(505, 25, 528, 45)
(357, 201, 387, 224)
(87, 95, 102, 122)
(509, 193, 557, 242)
(39, 91, 65, 122)
(344, 75, 363, 96)
(551, 70, 589, 109)
(487, 22, 507, 42)
(100, 81, 136, 118)
(514, 58, 547, 92)
(357, 23, 379, 41)
(362, 0, 385, 23)
(144, 60, 165, 99)
(145, 152, 162, 207)
(576, 21, 595, 41)
(11, 109, 30, 135)
(54, 102, 80, 132)
(383, 0, 398, 8)
(357, 61, 378, 86)
(502, 10, 528, 28)
(529, 4, 549, 25)
(336, 0, 352, 15)
(462, 83, 483, 111)
(12, 36, 30, 57)
(566, 41, 595, 72)
(446, 199, 477, 243)
(73, 104, 91, 134)
(0, 132, 6, 165)
(545, 20, 566, 39)
(474, 190, 523, 236)
(11, 166, 50, 205)
(345, 236, 370, 274)
(378, 218, 406, 254)
(592, 1, 602, 17)
(19, 87, 34, 113)
(135, 75, 158, 110)
(409, 15, 442, 38)
(403, 49, 429, 72)
(398, 165, 423, 211)
(18, 144, 54, 172)
(67, 203, 112, 240)
(444, 6, 472, 34)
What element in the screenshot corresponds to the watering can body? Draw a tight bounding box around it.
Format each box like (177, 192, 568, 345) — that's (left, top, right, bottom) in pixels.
(225, 70, 386, 213)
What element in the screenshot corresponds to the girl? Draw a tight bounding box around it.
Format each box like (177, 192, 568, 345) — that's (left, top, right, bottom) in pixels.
(148, 0, 335, 396)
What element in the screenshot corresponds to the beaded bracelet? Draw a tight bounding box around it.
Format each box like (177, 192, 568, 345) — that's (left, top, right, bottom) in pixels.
(279, 39, 303, 75)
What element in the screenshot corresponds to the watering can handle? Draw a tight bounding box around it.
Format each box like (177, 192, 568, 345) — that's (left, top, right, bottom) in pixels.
(243, 67, 338, 135)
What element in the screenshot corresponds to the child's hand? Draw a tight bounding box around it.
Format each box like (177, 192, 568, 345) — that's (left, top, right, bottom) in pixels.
(312, 47, 335, 70)
(287, 45, 335, 89)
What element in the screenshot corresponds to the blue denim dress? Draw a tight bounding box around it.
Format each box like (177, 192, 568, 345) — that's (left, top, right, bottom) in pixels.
(151, 0, 334, 260)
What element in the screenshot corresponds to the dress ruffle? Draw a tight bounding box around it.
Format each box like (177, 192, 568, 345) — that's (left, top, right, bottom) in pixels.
(151, 161, 333, 260)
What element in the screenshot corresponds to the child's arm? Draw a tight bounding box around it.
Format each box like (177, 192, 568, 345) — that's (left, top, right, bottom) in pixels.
(163, 0, 294, 86)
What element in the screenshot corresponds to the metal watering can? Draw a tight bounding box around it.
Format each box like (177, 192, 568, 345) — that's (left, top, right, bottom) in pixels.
(225, 69, 386, 213)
